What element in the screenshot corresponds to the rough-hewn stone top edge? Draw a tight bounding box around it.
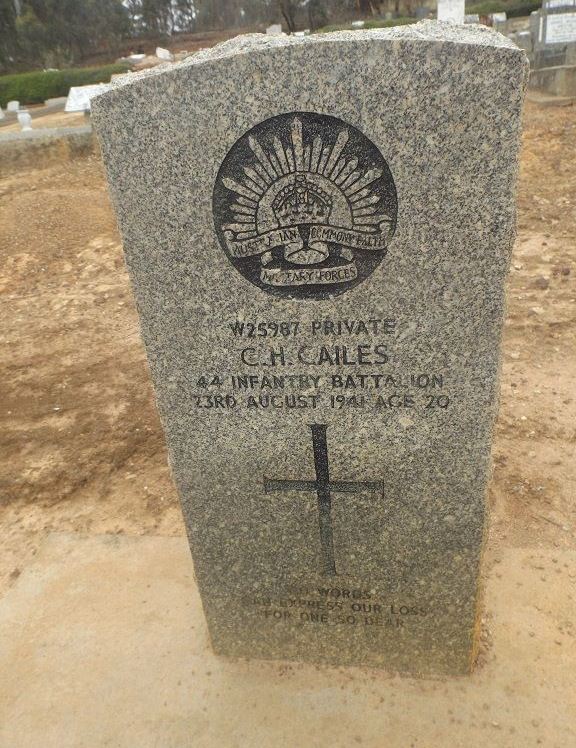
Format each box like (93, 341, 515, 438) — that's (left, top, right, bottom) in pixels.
(93, 21, 524, 109)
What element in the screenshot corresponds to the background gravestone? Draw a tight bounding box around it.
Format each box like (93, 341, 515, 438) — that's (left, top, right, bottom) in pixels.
(93, 23, 528, 675)
(532, 0, 576, 67)
(65, 84, 113, 113)
(437, 0, 465, 23)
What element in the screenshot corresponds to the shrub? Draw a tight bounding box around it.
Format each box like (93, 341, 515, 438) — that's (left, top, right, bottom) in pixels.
(466, 0, 541, 17)
(0, 63, 130, 107)
(316, 17, 417, 34)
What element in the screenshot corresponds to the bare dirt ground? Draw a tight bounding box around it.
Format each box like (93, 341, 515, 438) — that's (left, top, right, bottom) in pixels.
(0, 99, 575, 633)
(0, 109, 86, 134)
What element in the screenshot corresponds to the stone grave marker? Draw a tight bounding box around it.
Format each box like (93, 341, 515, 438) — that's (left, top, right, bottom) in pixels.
(513, 30, 533, 53)
(543, 0, 576, 10)
(17, 110, 33, 131)
(532, 0, 576, 67)
(437, 0, 465, 24)
(65, 84, 112, 113)
(491, 11, 508, 24)
(92, 23, 528, 675)
(6, 101, 19, 112)
(155, 46, 174, 62)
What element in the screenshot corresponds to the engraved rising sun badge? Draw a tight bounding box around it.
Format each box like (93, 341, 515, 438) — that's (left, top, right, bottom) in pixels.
(212, 112, 398, 299)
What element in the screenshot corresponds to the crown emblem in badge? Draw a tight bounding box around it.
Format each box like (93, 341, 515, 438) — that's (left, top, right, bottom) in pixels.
(214, 113, 397, 298)
(272, 175, 333, 226)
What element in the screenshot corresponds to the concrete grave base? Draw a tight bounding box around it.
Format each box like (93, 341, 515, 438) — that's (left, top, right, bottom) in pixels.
(0, 533, 574, 748)
(0, 126, 96, 174)
(529, 64, 576, 98)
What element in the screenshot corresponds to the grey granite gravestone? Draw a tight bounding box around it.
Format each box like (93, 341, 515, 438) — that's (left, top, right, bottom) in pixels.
(92, 22, 528, 676)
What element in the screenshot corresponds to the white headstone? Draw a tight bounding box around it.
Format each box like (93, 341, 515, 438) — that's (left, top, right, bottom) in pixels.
(266, 24, 283, 35)
(544, 0, 576, 8)
(351, 20, 365, 28)
(65, 83, 112, 113)
(492, 12, 507, 23)
(545, 12, 576, 43)
(0, 106, 4, 120)
(7, 101, 20, 112)
(17, 110, 33, 131)
(464, 13, 480, 23)
(155, 47, 174, 62)
(437, 0, 465, 24)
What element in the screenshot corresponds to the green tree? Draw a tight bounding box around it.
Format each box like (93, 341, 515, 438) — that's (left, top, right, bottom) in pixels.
(8, 0, 130, 70)
(0, 0, 18, 70)
(277, 0, 299, 31)
(172, 0, 196, 32)
(308, 0, 329, 30)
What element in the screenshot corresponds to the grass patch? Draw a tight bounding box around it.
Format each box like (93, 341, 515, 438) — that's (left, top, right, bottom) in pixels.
(466, 0, 540, 15)
(0, 63, 130, 107)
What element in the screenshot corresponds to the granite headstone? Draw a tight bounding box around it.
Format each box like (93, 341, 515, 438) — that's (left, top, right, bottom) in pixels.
(92, 23, 528, 675)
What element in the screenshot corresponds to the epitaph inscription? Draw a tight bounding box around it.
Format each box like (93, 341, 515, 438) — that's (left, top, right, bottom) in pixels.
(213, 112, 398, 299)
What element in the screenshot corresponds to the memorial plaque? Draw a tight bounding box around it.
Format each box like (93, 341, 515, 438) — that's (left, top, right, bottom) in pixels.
(92, 23, 528, 675)
(545, 11, 576, 44)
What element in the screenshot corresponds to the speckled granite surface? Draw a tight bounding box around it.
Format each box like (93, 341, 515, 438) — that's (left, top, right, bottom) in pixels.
(92, 22, 528, 675)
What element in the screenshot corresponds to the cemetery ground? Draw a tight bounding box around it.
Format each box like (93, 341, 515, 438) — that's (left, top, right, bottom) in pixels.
(0, 98, 575, 745)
